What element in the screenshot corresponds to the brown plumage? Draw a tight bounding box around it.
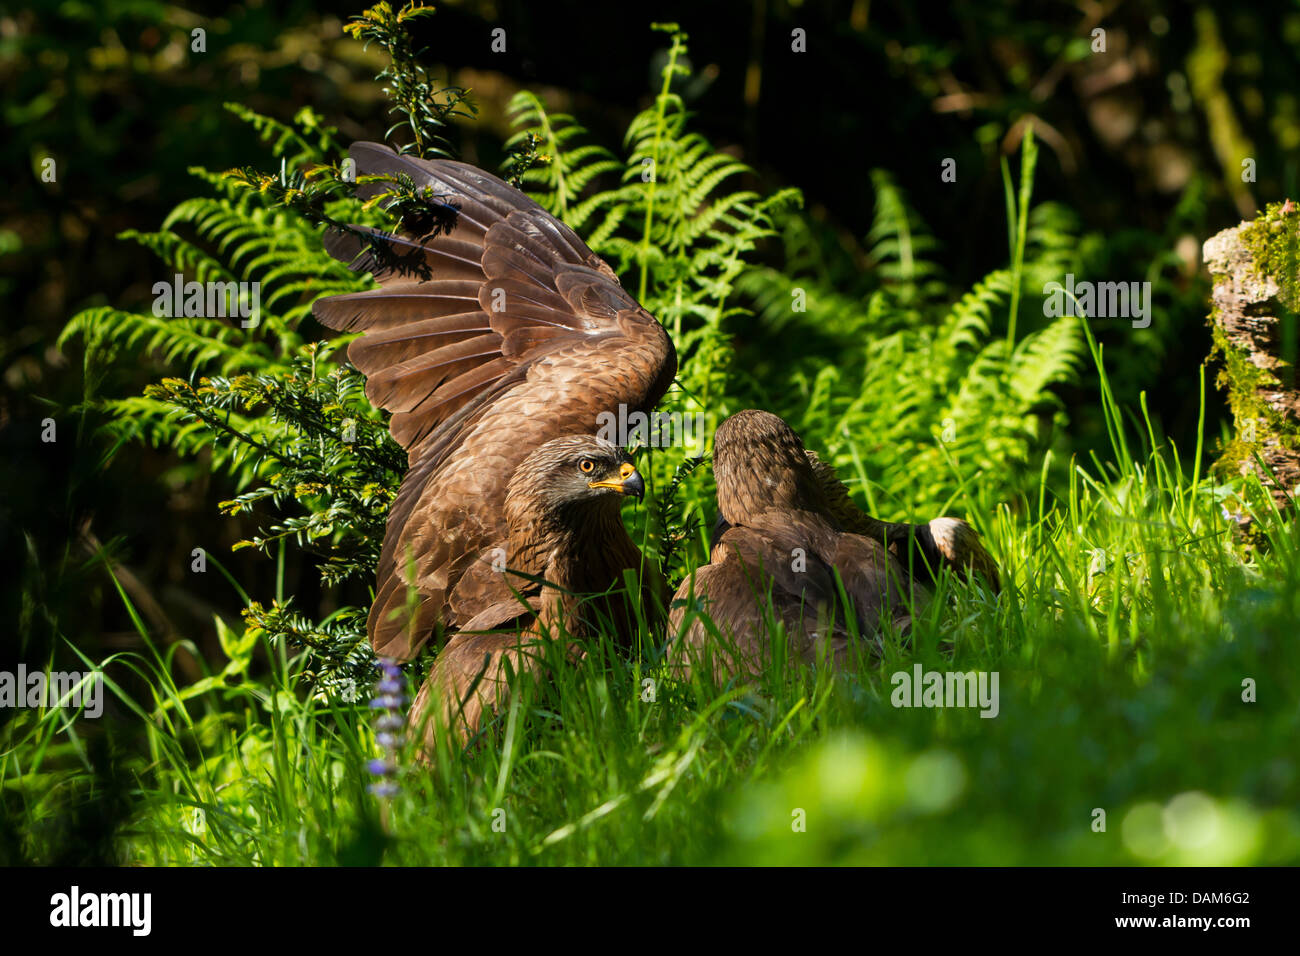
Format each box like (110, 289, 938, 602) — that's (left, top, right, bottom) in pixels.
(406, 435, 654, 750)
(805, 451, 1002, 594)
(312, 145, 674, 747)
(669, 410, 999, 681)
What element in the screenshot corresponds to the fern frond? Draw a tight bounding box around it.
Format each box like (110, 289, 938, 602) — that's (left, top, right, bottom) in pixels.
(223, 102, 340, 168)
(505, 91, 619, 218)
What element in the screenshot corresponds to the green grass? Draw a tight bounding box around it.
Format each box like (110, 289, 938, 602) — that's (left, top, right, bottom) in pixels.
(5, 349, 1299, 866)
(7, 13, 1298, 868)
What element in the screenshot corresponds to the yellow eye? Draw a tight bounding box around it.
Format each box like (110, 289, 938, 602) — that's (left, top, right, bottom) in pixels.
(579, 458, 595, 474)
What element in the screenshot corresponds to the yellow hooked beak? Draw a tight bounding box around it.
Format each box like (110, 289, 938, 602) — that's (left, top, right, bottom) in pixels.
(588, 461, 645, 500)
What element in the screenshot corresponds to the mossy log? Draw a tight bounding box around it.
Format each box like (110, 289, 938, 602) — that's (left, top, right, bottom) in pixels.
(1203, 203, 1300, 511)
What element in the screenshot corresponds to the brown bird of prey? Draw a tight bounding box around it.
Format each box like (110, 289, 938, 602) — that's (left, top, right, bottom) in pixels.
(312, 144, 674, 751)
(668, 410, 999, 682)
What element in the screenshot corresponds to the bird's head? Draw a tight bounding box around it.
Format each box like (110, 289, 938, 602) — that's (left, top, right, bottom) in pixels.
(507, 435, 644, 520)
(713, 409, 828, 524)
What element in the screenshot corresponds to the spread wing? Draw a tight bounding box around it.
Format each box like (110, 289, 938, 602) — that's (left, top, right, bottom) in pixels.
(668, 510, 912, 681)
(313, 144, 676, 659)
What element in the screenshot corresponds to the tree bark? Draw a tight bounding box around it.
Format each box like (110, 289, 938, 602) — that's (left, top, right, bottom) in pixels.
(1203, 219, 1300, 512)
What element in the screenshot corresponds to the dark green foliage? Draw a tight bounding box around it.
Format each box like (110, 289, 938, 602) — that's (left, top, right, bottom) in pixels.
(9, 1, 1298, 867)
(50, 10, 1090, 697)
(736, 137, 1082, 518)
(342, 1, 477, 158)
(146, 356, 401, 695)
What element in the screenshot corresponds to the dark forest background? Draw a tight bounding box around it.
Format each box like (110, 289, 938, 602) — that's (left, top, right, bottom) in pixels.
(3, 0, 1297, 678)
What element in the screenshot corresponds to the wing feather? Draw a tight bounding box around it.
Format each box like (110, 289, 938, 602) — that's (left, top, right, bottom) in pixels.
(669, 510, 910, 680)
(313, 145, 675, 658)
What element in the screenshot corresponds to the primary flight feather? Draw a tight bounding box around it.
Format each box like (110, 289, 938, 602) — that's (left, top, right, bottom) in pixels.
(313, 145, 674, 745)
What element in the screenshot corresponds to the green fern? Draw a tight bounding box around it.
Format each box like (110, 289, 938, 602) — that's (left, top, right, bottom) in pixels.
(224, 102, 343, 171)
(505, 91, 620, 220)
(732, 144, 1082, 520)
(502, 24, 802, 566)
(57, 11, 1083, 692)
(866, 169, 946, 304)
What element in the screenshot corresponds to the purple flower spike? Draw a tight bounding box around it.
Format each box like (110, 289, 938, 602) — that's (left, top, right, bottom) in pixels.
(368, 658, 406, 801)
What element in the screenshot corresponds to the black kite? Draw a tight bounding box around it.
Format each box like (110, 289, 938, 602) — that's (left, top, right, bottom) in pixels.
(313, 145, 674, 747)
(669, 410, 999, 680)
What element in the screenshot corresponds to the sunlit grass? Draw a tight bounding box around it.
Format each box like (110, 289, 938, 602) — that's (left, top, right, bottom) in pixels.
(6, 347, 1298, 866)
